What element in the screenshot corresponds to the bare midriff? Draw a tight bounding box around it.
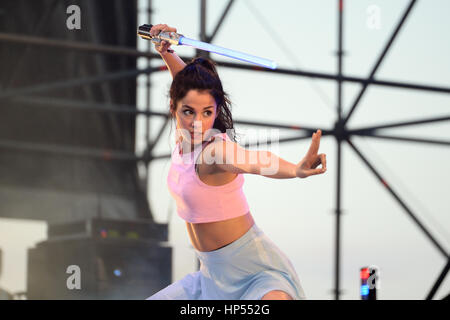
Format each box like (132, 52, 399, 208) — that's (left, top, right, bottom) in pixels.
(181, 136, 255, 252)
(186, 211, 255, 252)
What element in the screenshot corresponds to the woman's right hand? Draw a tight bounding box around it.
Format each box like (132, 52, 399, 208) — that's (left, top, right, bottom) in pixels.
(150, 24, 177, 55)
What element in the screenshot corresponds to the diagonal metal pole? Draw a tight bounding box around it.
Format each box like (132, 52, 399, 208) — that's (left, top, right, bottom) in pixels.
(342, 0, 418, 126)
(426, 256, 450, 300)
(345, 137, 448, 258)
(242, 0, 334, 114)
(207, 0, 235, 43)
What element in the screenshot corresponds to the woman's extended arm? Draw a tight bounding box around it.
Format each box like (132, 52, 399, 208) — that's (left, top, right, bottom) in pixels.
(150, 24, 187, 78)
(206, 130, 327, 179)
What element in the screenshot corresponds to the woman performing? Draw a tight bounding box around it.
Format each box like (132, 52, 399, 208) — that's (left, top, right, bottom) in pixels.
(146, 24, 327, 300)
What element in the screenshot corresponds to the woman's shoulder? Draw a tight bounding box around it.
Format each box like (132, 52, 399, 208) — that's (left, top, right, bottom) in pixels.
(196, 132, 238, 176)
(204, 132, 233, 148)
(211, 131, 233, 142)
(200, 133, 241, 164)
(195, 132, 225, 162)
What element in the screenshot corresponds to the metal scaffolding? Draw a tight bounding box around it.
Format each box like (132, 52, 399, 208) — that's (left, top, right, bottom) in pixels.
(0, 0, 448, 299)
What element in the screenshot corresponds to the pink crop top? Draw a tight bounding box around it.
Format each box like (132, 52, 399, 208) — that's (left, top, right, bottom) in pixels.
(167, 132, 250, 223)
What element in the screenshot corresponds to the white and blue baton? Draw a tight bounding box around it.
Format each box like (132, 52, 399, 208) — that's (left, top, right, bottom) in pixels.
(137, 24, 277, 70)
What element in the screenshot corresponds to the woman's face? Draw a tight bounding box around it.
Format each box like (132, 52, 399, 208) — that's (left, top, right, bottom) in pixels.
(173, 89, 218, 146)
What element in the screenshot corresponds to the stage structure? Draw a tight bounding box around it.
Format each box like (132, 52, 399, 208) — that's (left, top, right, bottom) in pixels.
(0, 0, 448, 299)
(0, 0, 170, 299)
(0, 0, 152, 223)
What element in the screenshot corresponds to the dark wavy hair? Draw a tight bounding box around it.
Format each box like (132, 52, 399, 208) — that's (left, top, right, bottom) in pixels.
(168, 57, 237, 142)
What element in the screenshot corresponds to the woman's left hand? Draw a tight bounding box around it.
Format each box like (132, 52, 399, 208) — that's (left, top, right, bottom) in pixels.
(295, 129, 327, 179)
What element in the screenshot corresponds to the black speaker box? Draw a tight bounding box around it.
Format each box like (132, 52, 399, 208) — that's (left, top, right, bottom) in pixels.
(27, 236, 172, 299)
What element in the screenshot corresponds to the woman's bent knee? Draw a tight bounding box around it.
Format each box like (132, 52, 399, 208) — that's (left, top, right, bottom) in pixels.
(261, 290, 293, 300)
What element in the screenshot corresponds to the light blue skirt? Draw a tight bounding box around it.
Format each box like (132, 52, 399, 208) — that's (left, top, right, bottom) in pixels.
(146, 223, 306, 300)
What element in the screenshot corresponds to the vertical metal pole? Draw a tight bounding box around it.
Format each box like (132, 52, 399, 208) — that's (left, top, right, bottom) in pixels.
(145, 0, 153, 200)
(337, 0, 343, 120)
(146, 0, 152, 145)
(335, 144, 342, 299)
(200, 0, 206, 41)
(198, 0, 209, 58)
(334, 0, 344, 300)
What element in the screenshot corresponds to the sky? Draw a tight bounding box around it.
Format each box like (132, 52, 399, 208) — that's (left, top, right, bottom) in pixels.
(1, 0, 449, 300)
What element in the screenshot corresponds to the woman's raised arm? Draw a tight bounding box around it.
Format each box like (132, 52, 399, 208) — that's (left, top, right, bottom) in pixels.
(150, 24, 187, 78)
